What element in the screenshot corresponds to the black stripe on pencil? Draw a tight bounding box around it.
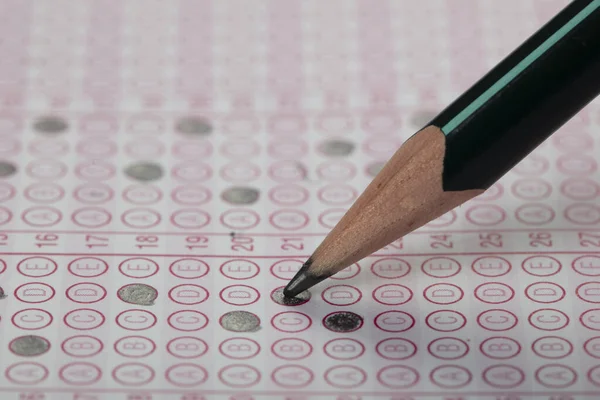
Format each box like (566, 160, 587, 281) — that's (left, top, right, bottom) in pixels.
(284, 0, 600, 297)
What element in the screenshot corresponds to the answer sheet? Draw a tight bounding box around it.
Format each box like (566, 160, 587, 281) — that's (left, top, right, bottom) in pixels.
(0, 0, 599, 399)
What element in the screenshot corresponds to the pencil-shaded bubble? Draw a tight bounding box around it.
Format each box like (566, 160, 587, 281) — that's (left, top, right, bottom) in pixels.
(33, 116, 68, 134)
(410, 110, 438, 128)
(221, 187, 260, 205)
(271, 287, 310, 306)
(10, 335, 50, 356)
(323, 311, 363, 332)
(118, 284, 158, 306)
(366, 161, 385, 177)
(175, 117, 213, 136)
(320, 139, 355, 157)
(124, 162, 163, 182)
(220, 311, 261, 332)
(0, 162, 16, 178)
(0, 286, 6, 299)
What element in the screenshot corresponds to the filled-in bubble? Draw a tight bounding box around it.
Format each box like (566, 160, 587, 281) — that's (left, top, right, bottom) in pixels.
(33, 116, 68, 134)
(124, 162, 163, 182)
(271, 287, 310, 306)
(323, 311, 363, 332)
(220, 311, 261, 332)
(118, 284, 158, 306)
(221, 187, 260, 205)
(0, 162, 16, 178)
(175, 117, 213, 136)
(10, 335, 50, 356)
(319, 139, 355, 157)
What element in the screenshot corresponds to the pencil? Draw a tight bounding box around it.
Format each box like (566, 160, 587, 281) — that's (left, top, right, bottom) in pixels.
(284, 0, 600, 297)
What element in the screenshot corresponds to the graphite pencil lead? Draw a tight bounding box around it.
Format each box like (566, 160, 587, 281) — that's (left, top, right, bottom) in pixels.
(283, 258, 327, 298)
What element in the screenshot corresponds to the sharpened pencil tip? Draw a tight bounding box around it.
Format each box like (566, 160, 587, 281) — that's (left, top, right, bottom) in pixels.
(283, 258, 327, 298)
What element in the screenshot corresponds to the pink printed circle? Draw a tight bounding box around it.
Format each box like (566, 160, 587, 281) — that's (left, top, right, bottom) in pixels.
(529, 309, 569, 331)
(573, 255, 600, 277)
(71, 207, 111, 228)
(170, 258, 209, 279)
(220, 338, 261, 360)
(12, 308, 53, 330)
(269, 209, 309, 231)
(471, 256, 511, 277)
(169, 284, 209, 306)
(121, 208, 161, 229)
(430, 365, 472, 389)
(511, 178, 552, 200)
(118, 258, 159, 279)
(324, 365, 367, 389)
(221, 259, 260, 280)
(171, 185, 211, 206)
(515, 203, 555, 225)
(465, 205, 506, 226)
(522, 255, 562, 277)
(116, 309, 157, 331)
(73, 183, 114, 204)
(113, 363, 155, 386)
(480, 337, 521, 360)
(168, 310, 208, 332)
(426, 310, 466, 332)
(5, 362, 49, 384)
(474, 282, 515, 304)
(323, 338, 365, 361)
(123, 184, 162, 205)
(114, 336, 156, 358)
(218, 364, 261, 388)
(560, 178, 600, 200)
(61, 335, 104, 358)
(482, 365, 525, 388)
(65, 282, 107, 304)
(428, 337, 469, 360)
(220, 209, 259, 230)
(477, 309, 518, 332)
(271, 311, 312, 333)
(17, 256, 57, 277)
(564, 203, 600, 225)
(374, 311, 414, 333)
(268, 184, 309, 206)
(376, 338, 417, 360)
(321, 285, 362, 306)
(532, 336, 573, 359)
(24, 182, 64, 204)
(423, 283, 464, 305)
(421, 257, 461, 278)
(219, 285, 259, 306)
(525, 282, 566, 304)
(371, 258, 410, 279)
(271, 365, 314, 389)
(271, 338, 312, 360)
(167, 337, 209, 359)
(22, 206, 61, 227)
(535, 364, 577, 388)
(372, 284, 413, 306)
(377, 365, 419, 389)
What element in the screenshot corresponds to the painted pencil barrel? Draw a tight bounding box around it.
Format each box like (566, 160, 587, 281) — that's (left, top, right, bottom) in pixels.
(429, 0, 600, 191)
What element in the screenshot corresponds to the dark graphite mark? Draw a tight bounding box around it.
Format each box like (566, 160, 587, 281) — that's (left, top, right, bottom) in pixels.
(33, 116, 69, 134)
(271, 287, 311, 306)
(323, 311, 363, 332)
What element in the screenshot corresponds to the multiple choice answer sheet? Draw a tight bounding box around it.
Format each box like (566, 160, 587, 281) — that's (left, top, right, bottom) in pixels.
(0, 0, 599, 399)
